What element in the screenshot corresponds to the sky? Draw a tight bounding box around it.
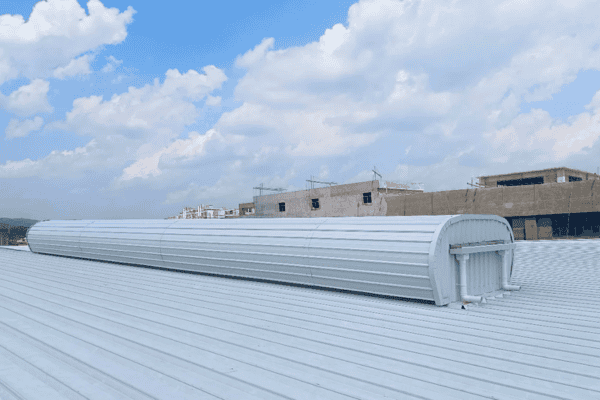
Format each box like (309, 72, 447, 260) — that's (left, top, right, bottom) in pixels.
(2, 0, 600, 220)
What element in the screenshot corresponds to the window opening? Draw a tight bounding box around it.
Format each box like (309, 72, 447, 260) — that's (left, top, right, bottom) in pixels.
(497, 176, 543, 186)
(279, 202, 285, 212)
(363, 192, 372, 204)
(569, 176, 582, 182)
(311, 198, 320, 209)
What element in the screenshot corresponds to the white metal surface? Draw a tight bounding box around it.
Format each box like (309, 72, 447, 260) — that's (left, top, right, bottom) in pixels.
(1, 240, 599, 399)
(27, 216, 515, 305)
(450, 243, 520, 302)
(0, 246, 30, 251)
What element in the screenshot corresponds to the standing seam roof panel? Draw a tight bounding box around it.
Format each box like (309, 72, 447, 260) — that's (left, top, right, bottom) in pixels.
(28, 215, 515, 305)
(1, 238, 599, 399)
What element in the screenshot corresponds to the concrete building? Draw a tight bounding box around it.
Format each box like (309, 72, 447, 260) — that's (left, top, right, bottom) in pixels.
(238, 202, 255, 217)
(250, 180, 422, 219)
(479, 166, 599, 188)
(240, 167, 600, 240)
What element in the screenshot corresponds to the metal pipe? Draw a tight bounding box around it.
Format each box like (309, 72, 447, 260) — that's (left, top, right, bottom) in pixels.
(457, 254, 485, 303)
(500, 250, 521, 291)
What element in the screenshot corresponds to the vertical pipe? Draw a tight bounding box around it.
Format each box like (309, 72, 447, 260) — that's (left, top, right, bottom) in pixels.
(457, 254, 485, 303)
(500, 250, 521, 291)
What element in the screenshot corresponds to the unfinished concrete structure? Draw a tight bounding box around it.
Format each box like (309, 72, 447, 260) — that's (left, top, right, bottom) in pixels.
(242, 167, 600, 240)
(252, 181, 422, 219)
(476, 167, 600, 240)
(479, 167, 599, 188)
(238, 202, 255, 217)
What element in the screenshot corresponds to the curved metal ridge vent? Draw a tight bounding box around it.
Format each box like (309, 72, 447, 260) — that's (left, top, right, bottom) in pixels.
(27, 215, 517, 305)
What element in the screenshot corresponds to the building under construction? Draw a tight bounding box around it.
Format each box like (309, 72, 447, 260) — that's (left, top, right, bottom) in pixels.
(240, 167, 600, 240)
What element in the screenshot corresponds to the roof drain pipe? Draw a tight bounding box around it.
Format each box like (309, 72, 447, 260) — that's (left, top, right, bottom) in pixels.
(456, 254, 486, 304)
(500, 249, 521, 291)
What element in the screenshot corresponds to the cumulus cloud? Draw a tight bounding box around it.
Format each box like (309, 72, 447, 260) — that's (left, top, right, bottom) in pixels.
(0, 139, 98, 179)
(101, 55, 123, 73)
(215, 102, 379, 157)
(6, 0, 600, 215)
(232, 0, 600, 134)
(0, 0, 134, 84)
(205, 95, 221, 107)
(52, 54, 93, 79)
(206, 0, 600, 197)
(235, 38, 274, 68)
(486, 106, 600, 164)
(0, 133, 147, 183)
(157, 0, 600, 207)
(52, 66, 227, 143)
(117, 130, 218, 181)
(586, 89, 600, 112)
(1, 79, 53, 116)
(2, 65, 227, 184)
(4, 117, 44, 139)
(164, 158, 256, 205)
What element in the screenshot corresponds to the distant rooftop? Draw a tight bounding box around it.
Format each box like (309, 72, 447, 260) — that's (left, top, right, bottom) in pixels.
(479, 167, 600, 188)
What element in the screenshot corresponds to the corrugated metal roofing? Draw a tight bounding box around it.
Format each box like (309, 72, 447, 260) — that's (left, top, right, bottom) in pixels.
(0, 245, 30, 251)
(27, 216, 515, 305)
(0, 239, 599, 400)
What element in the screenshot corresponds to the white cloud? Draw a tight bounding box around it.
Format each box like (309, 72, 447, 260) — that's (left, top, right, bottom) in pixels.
(231, 0, 600, 141)
(164, 158, 270, 205)
(486, 106, 600, 164)
(52, 54, 93, 79)
(586, 89, 600, 112)
(54, 66, 227, 143)
(205, 95, 221, 106)
(213, 0, 600, 193)
(117, 129, 218, 181)
(215, 102, 379, 157)
(155, 0, 600, 206)
(6, 0, 600, 216)
(101, 55, 123, 73)
(1, 65, 227, 184)
(0, 139, 97, 179)
(0, 0, 134, 84)
(235, 38, 274, 68)
(4, 117, 44, 139)
(1, 79, 53, 116)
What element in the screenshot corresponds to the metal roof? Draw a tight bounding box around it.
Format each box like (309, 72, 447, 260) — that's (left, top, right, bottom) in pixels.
(0, 239, 599, 399)
(0, 245, 30, 251)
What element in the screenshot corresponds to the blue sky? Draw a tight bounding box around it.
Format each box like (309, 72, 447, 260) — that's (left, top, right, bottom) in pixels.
(2, 0, 600, 220)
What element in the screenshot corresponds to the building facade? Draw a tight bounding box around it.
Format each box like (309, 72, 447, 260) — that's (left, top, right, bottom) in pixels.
(238, 202, 256, 217)
(240, 168, 600, 240)
(251, 181, 422, 219)
(479, 167, 599, 187)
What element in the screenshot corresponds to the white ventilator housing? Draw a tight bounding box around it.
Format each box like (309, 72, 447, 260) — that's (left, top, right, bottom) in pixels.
(27, 215, 519, 305)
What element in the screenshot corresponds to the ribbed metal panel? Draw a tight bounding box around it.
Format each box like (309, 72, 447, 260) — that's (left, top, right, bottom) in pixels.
(27, 215, 514, 305)
(1, 240, 599, 400)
